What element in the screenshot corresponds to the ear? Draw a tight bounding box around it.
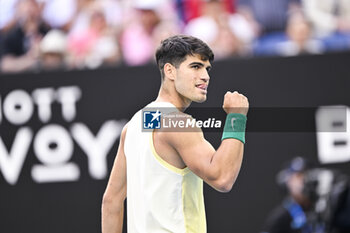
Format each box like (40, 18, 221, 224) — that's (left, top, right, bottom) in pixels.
(164, 63, 176, 81)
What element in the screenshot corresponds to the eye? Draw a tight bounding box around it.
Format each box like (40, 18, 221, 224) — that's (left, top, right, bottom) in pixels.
(206, 67, 211, 72)
(192, 65, 200, 69)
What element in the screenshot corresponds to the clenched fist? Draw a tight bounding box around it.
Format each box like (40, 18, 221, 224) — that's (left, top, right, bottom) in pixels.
(223, 91, 249, 115)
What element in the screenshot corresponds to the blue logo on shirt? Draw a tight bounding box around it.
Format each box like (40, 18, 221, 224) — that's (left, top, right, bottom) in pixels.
(143, 110, 161, 129)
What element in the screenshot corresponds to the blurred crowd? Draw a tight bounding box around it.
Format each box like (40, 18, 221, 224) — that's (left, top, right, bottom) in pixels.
(0, 0, 350, 73)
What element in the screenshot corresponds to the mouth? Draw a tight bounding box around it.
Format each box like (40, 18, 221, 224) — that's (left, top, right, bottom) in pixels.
(196, 84, 208, 93)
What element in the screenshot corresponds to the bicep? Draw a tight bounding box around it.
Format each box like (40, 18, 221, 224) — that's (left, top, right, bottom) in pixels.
(170, 131, 216, 182)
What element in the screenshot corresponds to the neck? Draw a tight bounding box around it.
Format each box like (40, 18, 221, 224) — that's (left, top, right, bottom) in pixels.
(155, 83, 191, 112)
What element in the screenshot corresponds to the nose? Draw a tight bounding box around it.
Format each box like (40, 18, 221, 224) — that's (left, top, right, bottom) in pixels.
(201, 70, 210, 82)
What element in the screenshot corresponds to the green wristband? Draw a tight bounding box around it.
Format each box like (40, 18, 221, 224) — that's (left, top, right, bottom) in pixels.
(221, 113, 247, 143)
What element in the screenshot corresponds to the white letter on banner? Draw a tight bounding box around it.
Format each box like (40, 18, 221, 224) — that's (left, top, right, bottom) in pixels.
(316, 106, 350, 164)
(32, 88, 55, 123)
(3, 90, 34, 125)
(0, 127, 33, 185)
(71, 120, 124, 179)
(32, 124, 80, 183)
(56, 86, 81, 122)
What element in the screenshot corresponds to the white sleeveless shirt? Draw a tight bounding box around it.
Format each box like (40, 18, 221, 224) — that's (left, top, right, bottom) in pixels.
(124, 102, 206, 233)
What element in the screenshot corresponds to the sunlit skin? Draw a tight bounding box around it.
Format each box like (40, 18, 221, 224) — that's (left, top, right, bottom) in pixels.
(156, 54, 212, 110)
(152, 53, 247, 175)
(102, 48, 248, 233)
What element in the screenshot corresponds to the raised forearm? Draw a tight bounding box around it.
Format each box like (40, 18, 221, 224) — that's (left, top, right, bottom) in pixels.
(208, 138, 244, 192)
(208, 91, 248, 192)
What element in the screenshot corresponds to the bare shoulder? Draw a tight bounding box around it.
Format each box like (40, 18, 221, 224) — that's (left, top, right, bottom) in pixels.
(159, 112, 204, 150)
(118, 123, 128, 146)
(156, 111, 216, 176)
(121, 123, 128, 138)
(153, 112, 206, 169)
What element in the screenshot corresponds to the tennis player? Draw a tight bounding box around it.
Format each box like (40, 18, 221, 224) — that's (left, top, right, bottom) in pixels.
(102, 35, 249, 233)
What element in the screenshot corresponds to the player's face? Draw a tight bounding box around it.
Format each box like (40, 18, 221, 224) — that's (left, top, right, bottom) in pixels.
(174, 54, 211, 103)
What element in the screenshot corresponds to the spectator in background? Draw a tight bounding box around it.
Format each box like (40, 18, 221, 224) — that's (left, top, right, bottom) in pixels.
(261, 157, 316, 233)
(262, 157, 350, 233)
(0, 0, 19, 33)
(274, 11, 324, 56)
(0, 0, 19, 60)
(175, 0, 236, 25)
(67, 0, 93, 36)
(39, 0, 77, 31)
(120, 1, 160, 66)
(152, 20, 181, 52)
(184, 0, 256, 59)
(301, 0, 350, 52)
(97, 0, 124, 32)
(39, 29, 67, 70)
(68, 0, 124, 38)
(68, 4, 121, 69)
(302, 0, 350, 37)
(175, 0, 202, 25)
(238, 0, 301, 35)
(1, 0, 50, 72)
(120, 0, 179, 66)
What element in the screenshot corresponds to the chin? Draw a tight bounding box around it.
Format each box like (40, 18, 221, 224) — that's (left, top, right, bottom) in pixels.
(193, 96, 207, 103)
